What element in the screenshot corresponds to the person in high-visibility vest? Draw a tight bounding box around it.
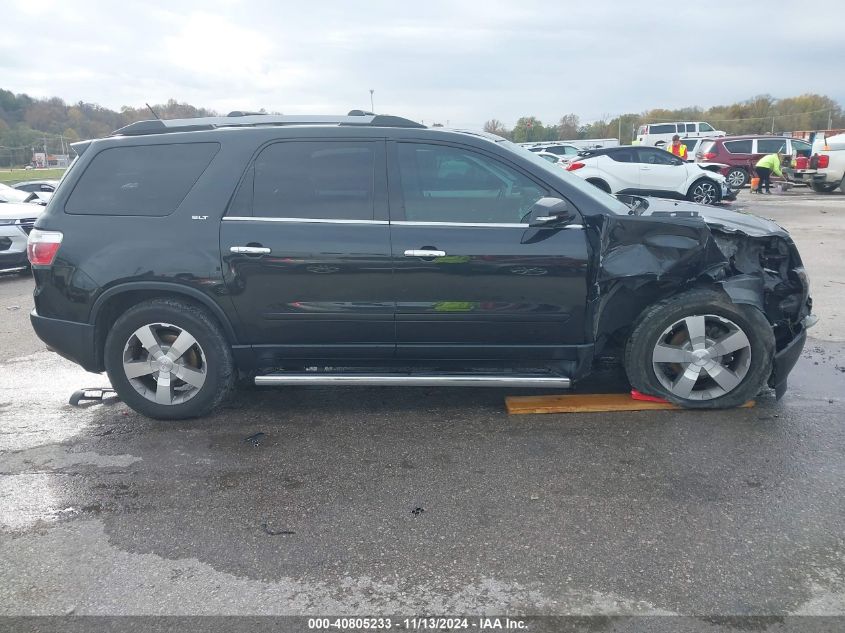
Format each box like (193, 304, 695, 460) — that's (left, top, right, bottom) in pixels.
(666, 134, 687, 160)
(754, 151, 784, 194)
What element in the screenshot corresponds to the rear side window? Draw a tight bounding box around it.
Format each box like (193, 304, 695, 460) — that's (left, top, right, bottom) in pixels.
(685, 124, 696, 133)
(248, 141, 375, 220)
(65, 143, 219, 216)
(546, 145, 578, 156)
(649, 124, 676, 135)
(756, 138, 786, 154)
(724, 140, 753, 154)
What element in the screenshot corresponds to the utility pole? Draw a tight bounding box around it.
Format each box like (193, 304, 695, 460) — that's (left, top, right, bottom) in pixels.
(618, 117, 622, 143)
(828, 110, 833, 130)
(369, 89, 374, 113)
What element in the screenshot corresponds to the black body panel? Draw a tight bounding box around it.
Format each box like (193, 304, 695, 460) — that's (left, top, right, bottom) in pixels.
(28, 120, 809, 395)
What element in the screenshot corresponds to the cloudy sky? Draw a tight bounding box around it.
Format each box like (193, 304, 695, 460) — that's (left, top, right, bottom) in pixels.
(2, 0, 843, 129)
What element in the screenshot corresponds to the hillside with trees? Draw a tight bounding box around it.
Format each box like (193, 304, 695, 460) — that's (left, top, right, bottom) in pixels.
(1, 87, 843, 167)
(0, 90, 218, 167)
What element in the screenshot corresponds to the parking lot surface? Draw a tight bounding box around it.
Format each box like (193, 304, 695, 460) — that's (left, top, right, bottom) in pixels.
(1, 191, 844, 621)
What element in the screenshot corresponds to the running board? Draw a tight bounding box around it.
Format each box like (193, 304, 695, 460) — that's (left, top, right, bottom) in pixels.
(254, 373, 571, 388)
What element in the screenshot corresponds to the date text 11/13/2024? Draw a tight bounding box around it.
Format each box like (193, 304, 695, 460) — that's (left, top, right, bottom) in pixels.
(307, 616, 528, 630)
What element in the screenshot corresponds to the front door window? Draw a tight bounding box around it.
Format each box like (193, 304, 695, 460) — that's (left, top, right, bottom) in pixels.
(396, 143, 545, 224)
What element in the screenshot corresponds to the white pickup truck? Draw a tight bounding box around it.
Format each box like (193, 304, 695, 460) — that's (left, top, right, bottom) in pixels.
(793, 133, 845, 193)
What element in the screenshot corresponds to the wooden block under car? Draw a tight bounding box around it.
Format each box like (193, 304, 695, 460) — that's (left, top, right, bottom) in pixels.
(505, 393, 755, 415)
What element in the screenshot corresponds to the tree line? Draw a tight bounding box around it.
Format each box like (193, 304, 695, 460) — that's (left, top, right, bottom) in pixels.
(0, 90, 218, 167)
(485, 94, 844, 144)
(1, 88, 843, 167)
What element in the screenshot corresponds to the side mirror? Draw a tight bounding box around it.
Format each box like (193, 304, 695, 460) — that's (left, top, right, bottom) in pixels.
(528, 197, 574, 227)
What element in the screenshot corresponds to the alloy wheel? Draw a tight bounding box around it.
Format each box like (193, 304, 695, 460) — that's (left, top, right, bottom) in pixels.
(122, 322, 207, 406)
(726, 169, 747, 188)
(651, 314, 752, 401)
(691, 181, 718, 204)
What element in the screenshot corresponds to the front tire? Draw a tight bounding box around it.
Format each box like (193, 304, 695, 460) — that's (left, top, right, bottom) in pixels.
(725, 167, 748, 188)
(624, 289, 774, 409)
(104, 298, 235, 419)
(687, 178, 721, 205)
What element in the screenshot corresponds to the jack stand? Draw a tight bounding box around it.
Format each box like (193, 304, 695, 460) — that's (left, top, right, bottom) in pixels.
(69, 387, 118, 406)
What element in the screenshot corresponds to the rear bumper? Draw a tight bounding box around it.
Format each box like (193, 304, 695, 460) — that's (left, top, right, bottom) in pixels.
(30, 310, 100, 373)
(793, 169, 835, 184)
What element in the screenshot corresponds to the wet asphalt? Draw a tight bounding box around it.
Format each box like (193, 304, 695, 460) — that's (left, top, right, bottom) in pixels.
(1, 192, 844, 621)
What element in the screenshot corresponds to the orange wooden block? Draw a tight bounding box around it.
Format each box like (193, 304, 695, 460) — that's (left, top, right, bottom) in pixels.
(505, 393, 754, 415)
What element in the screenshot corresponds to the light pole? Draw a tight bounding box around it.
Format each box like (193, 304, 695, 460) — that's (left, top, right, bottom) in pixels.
(369, 89, 374, 113)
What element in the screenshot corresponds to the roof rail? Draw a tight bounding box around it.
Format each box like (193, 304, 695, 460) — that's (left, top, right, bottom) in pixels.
(112, 113, 425, 136)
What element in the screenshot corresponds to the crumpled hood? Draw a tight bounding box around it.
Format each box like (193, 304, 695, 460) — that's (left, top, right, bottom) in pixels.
(637, 197, 788, 238)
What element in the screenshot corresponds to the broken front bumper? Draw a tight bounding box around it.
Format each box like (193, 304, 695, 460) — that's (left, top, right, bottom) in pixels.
(769, 315, 817, 399)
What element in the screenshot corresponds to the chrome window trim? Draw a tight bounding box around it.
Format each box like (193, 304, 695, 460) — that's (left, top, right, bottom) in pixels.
(394, 221, 584, 229)
(221, 217, 584, 230)
(392, 221, 528, 228)
(223, 216, 388, 225)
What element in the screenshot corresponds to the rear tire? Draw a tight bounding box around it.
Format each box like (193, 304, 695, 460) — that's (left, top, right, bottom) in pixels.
(624, 289, 774, 409)
(104, 298, 235, 420)
(725, 167, 748, 188)
(810, 182, 838, 193)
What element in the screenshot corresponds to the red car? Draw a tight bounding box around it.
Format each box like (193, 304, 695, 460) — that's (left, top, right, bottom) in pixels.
(695, 135, 812, 188)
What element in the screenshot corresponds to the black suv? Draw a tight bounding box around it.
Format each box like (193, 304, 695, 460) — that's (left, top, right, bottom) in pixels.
(28, 112, 814, 419)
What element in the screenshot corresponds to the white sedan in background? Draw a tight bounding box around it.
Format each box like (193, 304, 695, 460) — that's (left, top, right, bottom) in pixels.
(535, 151, 569, 167)
(564, 145, 734, 205)
(0, 201, 41, 272)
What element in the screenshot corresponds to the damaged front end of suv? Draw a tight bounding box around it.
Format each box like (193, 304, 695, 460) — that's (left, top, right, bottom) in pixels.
(586, 197, 813, 399)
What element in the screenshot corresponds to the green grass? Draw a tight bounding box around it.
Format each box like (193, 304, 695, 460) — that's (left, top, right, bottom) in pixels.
(0, 168, 66, 185)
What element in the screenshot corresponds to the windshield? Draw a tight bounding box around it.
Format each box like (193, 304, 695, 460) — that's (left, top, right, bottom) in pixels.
(499, 139, 630, 215)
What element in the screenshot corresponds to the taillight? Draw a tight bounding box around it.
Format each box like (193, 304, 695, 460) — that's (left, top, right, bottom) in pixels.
(27, 229, 63, 266)
(704, 152, 717, 160)
(817, 155, 830, 168)
(566, 162, 585, 171)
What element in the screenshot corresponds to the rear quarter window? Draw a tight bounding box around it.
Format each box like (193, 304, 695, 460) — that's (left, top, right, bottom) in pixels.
(698, 140, 716, 155)
(65, 142, 219, 216)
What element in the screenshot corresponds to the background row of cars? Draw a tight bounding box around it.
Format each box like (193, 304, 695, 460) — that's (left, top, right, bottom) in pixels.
(524, 126, 845, 202)
(0, 181, 54, 272)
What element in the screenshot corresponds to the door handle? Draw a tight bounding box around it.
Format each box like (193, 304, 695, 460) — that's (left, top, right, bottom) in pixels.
(230, 245, 271, 254)
(404, 249, 446, 258)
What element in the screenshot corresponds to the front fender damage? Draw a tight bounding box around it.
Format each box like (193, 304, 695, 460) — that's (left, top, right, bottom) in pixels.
(584, 213, 812, 397)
